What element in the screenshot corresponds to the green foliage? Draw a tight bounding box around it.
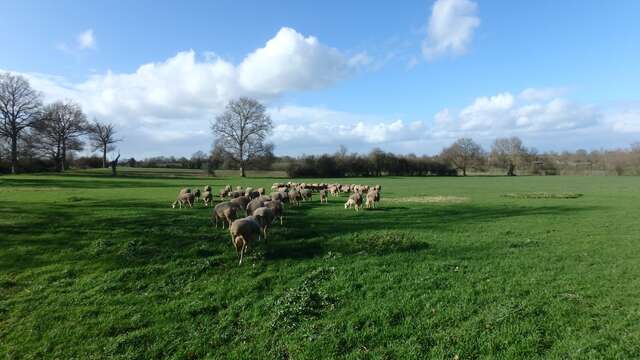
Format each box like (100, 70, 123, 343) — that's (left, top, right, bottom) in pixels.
(1, 169, 639, 358)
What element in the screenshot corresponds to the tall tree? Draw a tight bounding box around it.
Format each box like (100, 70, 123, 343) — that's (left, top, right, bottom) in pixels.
(33, 101, 88, 171)
(490, 136, 527, 176)
(88, 120, 121, 168)
(441, 138, 485, 176)
(211, 97, 273, 177)
(0, 73, 42, 173)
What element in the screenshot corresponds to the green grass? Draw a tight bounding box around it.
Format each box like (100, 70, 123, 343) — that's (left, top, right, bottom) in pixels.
(1, 169, 639, 359)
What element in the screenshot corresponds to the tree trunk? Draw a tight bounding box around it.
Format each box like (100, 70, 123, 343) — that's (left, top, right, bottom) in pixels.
(462, 167, 467, 176)
(240, 165, 245, 177)
(102, 145, 107, 168)
(507, 162, 516, 176)
(61, 141, 67, 172)
(10, 135, 18, 174)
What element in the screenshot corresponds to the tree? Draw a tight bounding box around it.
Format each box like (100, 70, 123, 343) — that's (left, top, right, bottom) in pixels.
(88, 120, 121, 168)
(211, 97, 273, 177)
(0, 73, 42, 173)
(33, 101, 88, 171)
(110, 152, 121, 176)
(440, 138, 485, 176)
(490, 136, 527, 176)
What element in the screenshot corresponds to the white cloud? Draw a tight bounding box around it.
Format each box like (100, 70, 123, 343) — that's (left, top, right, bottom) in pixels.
(518, 87, 567, 102)
(18, 27, 363, 124)
(605, 107, 640, 133)
(269, 105, 427, 152)
(238, 27, 363, 94)
(431, 89, 602, 137)
(422, 0, 480, 60)
(77, 29, 96, 49)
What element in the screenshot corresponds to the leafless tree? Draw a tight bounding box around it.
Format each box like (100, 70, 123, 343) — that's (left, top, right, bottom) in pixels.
(490, 136, 527, 176)
(88, 120, 121, 168)
(0, 73, 42, 173)
(441, 138, 485, 176)
(33, 101, 88, 171)
(211, 97, 273, 177)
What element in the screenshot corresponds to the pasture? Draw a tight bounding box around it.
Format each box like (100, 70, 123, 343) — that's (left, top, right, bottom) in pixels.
(1, 169, 639, 359)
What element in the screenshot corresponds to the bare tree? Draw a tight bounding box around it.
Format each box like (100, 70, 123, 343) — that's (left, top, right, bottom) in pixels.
(211, 97, 273, 177)
(0, 73, 42, 173)
(441, 138, 485, 176)
(33, 101, 88, 171)
(88, 120, 121, 168)
(490, 136, 527, 176)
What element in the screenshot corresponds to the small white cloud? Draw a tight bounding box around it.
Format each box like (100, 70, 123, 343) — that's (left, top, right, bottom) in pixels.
(76, 29, 96, 50)
(422, 0, 480, 60)
(518, 87, 567, 102)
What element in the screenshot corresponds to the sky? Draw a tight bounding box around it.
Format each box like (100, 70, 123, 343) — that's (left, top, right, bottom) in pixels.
(2, 0, 640, 158)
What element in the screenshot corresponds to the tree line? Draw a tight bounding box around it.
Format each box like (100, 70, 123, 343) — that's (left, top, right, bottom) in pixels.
(0, 73, 121, 174)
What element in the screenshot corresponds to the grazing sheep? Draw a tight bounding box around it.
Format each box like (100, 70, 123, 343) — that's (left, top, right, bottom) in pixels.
(204, 185, 212, 192)
(229, 217, 261, 265)
(288, 190, 302, 206)
(172, 192, 195, 208)
(263, 200, 284, 225)
(212, 201, 238, 228)
(344, 193, 363, 211)
(230, 196, 251, 213)
(193, 188, 202, 202)
(319, 189, 328, 204)
(219, 188, 229, 199)
(373, 185, 381, 192)
(235, 186, 243, 192)
(246, 197, 267, 216)
(257, 187, 265, 195)
(229, 191, 242, 199)
(270, 191, 284, 202)
(244, 187, 254, 197)
(252, 207, 275, 241)
(366, 190, 380, 209)
(300, 188, 312, 201)
(202, 191, 213, 207)
(179, 188, 192, 195)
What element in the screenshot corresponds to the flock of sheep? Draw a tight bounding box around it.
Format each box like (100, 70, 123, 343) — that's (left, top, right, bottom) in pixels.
(171, 182, 382, 264)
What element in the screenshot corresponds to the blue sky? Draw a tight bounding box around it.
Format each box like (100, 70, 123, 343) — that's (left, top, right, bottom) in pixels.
(2, 0, 640, 157)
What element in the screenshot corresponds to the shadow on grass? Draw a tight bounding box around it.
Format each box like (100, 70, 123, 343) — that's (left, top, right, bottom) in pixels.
(0, 194, 605, 273)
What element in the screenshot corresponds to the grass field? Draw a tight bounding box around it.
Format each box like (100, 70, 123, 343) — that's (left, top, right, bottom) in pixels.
(1, 168, 639, 359)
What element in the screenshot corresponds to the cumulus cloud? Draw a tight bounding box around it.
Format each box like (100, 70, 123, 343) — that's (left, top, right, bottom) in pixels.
(6, 27, 369, 157)
(422, 0, 480, 60)
(77, 29, 96, 49)
(239, 28, 364, 94)
(15, 27, 364, 126)
(431, 89, 602, 138)
(269, 105, 427, 152)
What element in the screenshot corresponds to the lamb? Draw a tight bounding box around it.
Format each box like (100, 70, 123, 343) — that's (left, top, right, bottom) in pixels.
(246, 197, 267, 216)
(204, 185, 212, 192)
(179, 188, 192, 195)
(229, 216, 261, 265)
(264, 200, 284, 225)
(300, 188, 312, 201)
(212, 201, 238, 228)
(256, 187, 265, 195)
(201, 190, 213, 207)
(344, 192, 363, 211)
(252, 207, 275, 241)
(193, 188, 202, 202)
(248, 190, 261, 199)
(244, 187, 254, 197)
(319, 189, 328, 203)
(365, 190, 380, 209)
(172, 191, 195, 208)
